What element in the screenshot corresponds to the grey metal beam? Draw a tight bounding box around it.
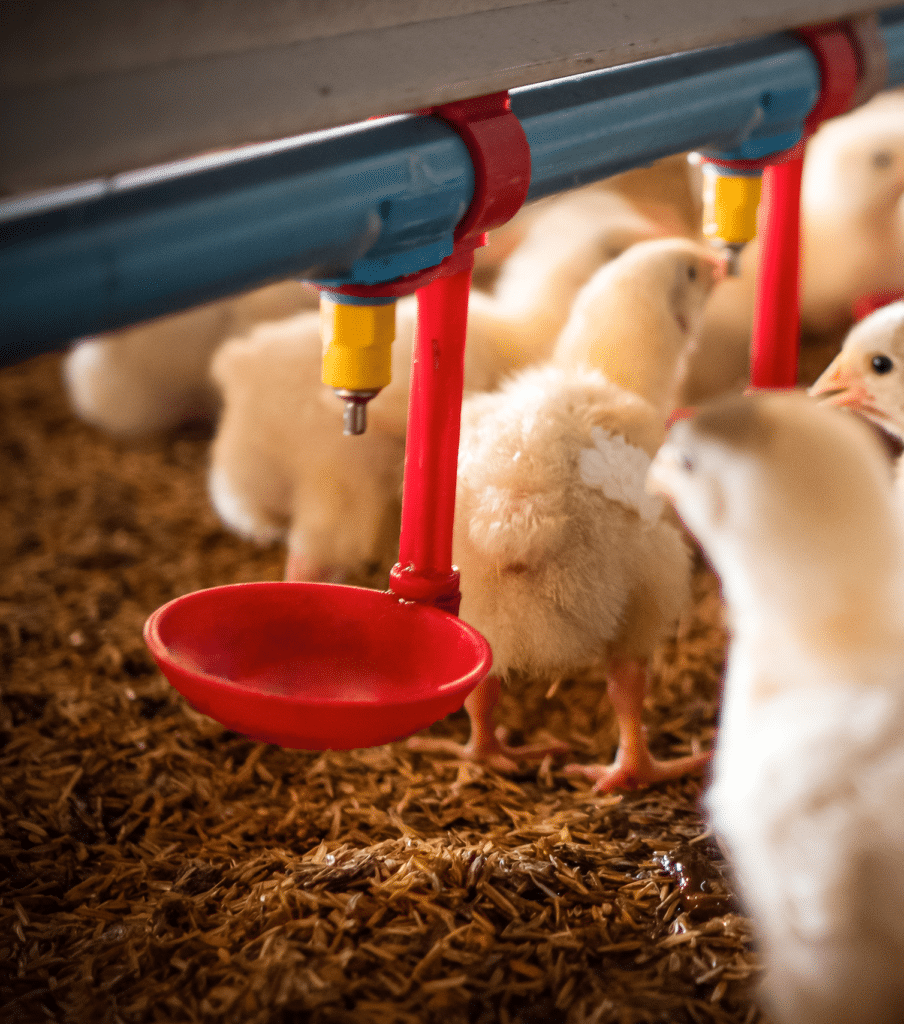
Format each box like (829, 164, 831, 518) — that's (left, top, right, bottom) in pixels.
(3, 0, 900, 193)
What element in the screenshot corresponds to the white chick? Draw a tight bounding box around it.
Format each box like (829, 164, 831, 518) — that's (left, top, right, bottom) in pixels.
(678, 93, 904, 406)
(63, 280, 317, 436)
(809, 300, 904, 498)
(648, 391, 904, 1024)
(800, 98, 904, 335)
(809, 300, 904, 446)
(410, 239, 724, 788)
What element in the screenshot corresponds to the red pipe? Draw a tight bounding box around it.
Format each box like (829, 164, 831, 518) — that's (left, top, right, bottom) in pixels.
(389, 259, 474, 615)
(750, 157, 804, 389)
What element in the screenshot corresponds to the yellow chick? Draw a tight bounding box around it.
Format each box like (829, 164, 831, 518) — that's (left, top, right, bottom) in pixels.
(553, 237, 723, 415)
(465, 186, 663, 389)
(809, 300, 904, 448)
(800, 98, 904, 335)
(410, 239, 724, 788)
(649, 391, 904, 1024)
(62, 280, 317, 436)
(209, 307, 408, 584)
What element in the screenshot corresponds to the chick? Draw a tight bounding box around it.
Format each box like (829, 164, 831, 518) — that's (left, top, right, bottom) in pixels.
(553, 237, 723, 415)
(648, 391, 904, 1024)
(209, 307, 408, 584)
(63, 280, 317, 436)
(207, 278, 556, 585)
(410, 239, 724, 787)
(800, 98, 904, 335)
(809, 301, 904, 504)
(809, 300, 904, 450)
(465, 186, 663, 388)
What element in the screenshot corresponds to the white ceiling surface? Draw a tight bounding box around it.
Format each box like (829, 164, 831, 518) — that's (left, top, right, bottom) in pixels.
(1, 0, 896, 193)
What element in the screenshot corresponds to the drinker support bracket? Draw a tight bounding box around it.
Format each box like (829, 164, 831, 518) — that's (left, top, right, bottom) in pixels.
(696, 17, 879, 389)
(144, 93, 532, 750)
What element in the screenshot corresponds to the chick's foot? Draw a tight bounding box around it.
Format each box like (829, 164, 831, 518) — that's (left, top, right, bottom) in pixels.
(407, 675, 569, 774)
(565, 658, 711, 792)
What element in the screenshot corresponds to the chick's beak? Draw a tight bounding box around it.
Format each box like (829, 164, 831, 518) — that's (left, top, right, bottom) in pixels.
(808, 359, 872, 411)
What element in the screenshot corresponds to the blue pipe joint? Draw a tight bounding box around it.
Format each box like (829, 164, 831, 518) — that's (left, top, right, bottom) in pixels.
(315, 238, 456, 289)
(699, 44, 820, 163)
(312, 113, 473, 289)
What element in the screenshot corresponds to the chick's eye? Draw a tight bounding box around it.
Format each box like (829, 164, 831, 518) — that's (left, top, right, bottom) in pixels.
(687, 263, 698, 282)
(680, 454, 695, 473)
(872, 354, 894, 375)
(873, 150, 893, 169)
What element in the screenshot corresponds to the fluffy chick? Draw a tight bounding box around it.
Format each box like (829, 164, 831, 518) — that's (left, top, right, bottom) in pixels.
(553, 236, 723, 416)
(809, 300, 904, 501)
(648, 391, 904, 1024)
(209, 307, 408, 584)
(63, 280, 317, 436)
(465, 187, 662, 387)
(208, 276, 558, 584)
(410, 239, 724, 788)
(800, 98, 904, 334)
(809, 300, 904, 447)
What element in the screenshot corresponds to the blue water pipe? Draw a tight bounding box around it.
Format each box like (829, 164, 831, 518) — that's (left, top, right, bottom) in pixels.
(2, 6, 903, 365)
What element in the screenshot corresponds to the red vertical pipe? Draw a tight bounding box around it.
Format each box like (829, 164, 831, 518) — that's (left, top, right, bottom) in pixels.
(389, 259, 474, 615)
(750, 156, 804, 389)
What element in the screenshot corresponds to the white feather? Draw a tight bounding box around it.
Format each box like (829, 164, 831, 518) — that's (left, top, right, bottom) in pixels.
(578, 426, 663, 522)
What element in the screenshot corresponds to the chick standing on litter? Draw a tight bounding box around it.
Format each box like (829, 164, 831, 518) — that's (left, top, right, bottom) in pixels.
(410, 238, 724, 788)
(648, 391, 904, 1024)
(209, 306, 408, 584)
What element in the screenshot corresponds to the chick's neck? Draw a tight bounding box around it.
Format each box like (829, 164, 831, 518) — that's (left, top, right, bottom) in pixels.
(717, 538, 904, 679)
(582, 320, 684, 416)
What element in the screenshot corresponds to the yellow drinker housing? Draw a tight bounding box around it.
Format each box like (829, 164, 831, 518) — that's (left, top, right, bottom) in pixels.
(700, 161, 763, 275)
(320, 293, 396, 434)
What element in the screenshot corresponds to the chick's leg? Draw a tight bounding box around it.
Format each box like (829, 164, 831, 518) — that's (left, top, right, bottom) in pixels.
(565, 658, 711, 792)
(407, 675, 568, 774)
